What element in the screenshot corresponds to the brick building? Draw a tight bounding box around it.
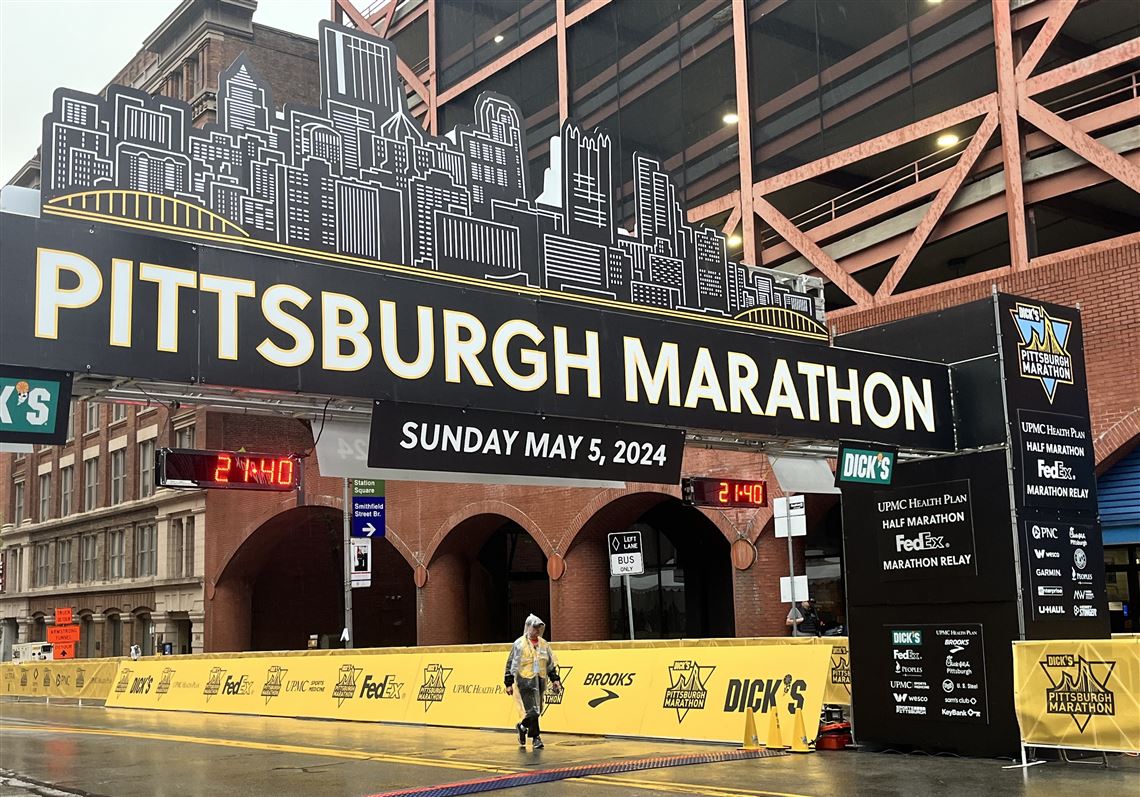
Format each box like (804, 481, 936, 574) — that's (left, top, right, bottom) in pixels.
(0, 0, 318, 660)
(2, 0, 1138, 656)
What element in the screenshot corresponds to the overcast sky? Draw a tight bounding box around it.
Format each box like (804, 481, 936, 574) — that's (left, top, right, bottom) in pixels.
(0, 0, 330, 183)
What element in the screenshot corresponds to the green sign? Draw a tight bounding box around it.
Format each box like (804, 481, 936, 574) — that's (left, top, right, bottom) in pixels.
(0, 366, 72, 444)
(892, 630, 922, 646)
(836, 441, 896, 486)
(352, 479, 385, 497)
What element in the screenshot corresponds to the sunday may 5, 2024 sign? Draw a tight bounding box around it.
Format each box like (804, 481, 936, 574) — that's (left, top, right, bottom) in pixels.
(0, 21, 954, 450)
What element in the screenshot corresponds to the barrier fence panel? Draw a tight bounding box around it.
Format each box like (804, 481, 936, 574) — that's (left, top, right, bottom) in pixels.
(92, 640, 833, 744)
(1012, 638, 1140, 754)
(1, 659, 119, 701)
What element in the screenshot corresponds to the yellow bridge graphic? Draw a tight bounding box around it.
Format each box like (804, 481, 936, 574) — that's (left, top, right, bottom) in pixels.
(45, 190, 248, 238)
(735, 305, 828, 337)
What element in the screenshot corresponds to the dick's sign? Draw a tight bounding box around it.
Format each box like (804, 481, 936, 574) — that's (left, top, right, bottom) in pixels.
(0, 365, 72, 445)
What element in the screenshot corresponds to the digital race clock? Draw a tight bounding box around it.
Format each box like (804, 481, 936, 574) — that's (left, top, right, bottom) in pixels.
(156, 448, 302, 491)
(683, 477, 768, 508)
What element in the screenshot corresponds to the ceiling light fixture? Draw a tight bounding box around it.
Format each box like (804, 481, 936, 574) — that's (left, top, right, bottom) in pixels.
(727, 234, 743, 247)
(494, 34, 505, 44)
(936, 133, 960, 148)
(722, 111, 740, 125)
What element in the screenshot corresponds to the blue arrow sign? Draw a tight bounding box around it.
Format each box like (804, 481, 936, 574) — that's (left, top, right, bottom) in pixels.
(351, 496, 385, 537)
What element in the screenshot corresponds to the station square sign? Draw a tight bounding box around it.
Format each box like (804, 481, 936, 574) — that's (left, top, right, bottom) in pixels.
(0, 21, 954, 452)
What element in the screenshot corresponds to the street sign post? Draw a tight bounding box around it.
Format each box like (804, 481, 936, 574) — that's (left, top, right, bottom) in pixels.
(774, 496, 808, 635)
(608, 531, 644, 641)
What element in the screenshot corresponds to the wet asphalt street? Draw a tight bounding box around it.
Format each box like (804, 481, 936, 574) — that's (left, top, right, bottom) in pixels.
(1, 700, 1137, 797)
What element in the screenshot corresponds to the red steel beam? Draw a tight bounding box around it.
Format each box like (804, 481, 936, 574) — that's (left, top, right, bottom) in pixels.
(993, 0, 1029, 271)
(372, 0, 397, 36)
(875, 111, 999, 299)
(731, 0, 756, 264)
(754, 196, 874, 306)
(556, 0, 569, 122)
(721, 206, 742, 236)
(1026, 38, 1140, 96)
(428, 0, 438, 134)
(753, 94, 996, 195)
(1020, 97, 1140, 193)
(1014, 0, 1077, 81)
(687, 191, 740, 222)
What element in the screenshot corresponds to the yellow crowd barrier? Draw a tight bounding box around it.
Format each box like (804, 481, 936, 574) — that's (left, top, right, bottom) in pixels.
(1013, 637, 1140, 754)
(98, 639, 833, 744)
(1, 658, 119, 701)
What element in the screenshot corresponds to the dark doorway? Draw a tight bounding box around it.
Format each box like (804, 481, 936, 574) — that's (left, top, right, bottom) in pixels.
(469, 520, 550, 643)
(608, 499, 734, 639)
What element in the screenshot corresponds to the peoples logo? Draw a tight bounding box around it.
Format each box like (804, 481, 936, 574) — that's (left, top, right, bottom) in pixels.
(331, 665, 363, 707)
(202, 667, 227, 701)
(261, 666, 288, 703)
(417, 664, 452, 712)
(1010, 303, 1073, 403)
(114, 668, 132, 694)
(1040, 654, 1115, 732)
(663, 660, 715, 722)
(156, 668, 175, 698)
(543, 666, 572, 714)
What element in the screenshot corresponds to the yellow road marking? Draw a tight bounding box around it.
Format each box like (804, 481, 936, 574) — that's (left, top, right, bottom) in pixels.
(4, 723, 812, 797)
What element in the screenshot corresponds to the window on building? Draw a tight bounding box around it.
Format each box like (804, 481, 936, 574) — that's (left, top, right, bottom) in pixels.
(81, 534, 98, 582)
(110, 450, 126, 505)
(111, 403, 128, 423)
(85, 401, 100, 434)
(84, 457, 99, 511)
(109, 529, 125, 579)
(66, 400, 76, 441)
(135, 524, 157, 577)
(60, 466, 74, 516)
(175, 423, 195, 449)
(184, 515, 195, 576)
(13, 482, 25, 525)
(169, 518, 185, 577)
(139, 440, 155, 497)
(38, 473, 51, 521)
(9, 548, 22, 592)
(57, 538, 72, 584)
(33, 543, 50, 587)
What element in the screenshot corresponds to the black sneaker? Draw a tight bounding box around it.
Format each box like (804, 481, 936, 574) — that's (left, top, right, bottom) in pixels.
(516, 722, 527, 747)
(532, 736, 544, 750)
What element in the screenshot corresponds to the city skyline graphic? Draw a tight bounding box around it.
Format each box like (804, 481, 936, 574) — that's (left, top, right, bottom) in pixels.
(39, 20, 825, 341)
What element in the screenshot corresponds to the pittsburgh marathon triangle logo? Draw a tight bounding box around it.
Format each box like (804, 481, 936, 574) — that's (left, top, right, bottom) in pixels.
(417, 664, 453, 712)
(203, 667, 227, 702)
(1039, 654, 1116, 732)
(114, 668, 132, 694)
(1011, 303, 1073, 403)
(261, 665, 288, 704)
(663, 660, 715, 723)
(542, 666, 571, 715)
(156, 668, 176, 698)
(332, 664, 363, 707)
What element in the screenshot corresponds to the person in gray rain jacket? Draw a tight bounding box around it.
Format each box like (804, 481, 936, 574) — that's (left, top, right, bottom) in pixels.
(504, 613, 561, 750)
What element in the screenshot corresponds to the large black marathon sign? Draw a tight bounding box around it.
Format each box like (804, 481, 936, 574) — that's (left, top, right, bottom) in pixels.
(0, 212, 955, 449)
(874, 480, 977, 581)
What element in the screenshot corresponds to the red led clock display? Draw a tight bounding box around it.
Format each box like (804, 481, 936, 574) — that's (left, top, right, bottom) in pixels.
(686, 477, 768, 508)
(157, 449, 301, 491)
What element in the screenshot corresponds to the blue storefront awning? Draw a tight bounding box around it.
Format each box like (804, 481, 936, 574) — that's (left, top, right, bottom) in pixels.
(1099, 445, 1140, 546)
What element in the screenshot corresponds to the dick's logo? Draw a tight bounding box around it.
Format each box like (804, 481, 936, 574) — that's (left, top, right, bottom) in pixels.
(1011, 303, 1073, 403)
(0, 373, 62, 436)
(417, 664, 452, 711)
(662, 660, 714, 722)
(1040, 654, 1116, 732)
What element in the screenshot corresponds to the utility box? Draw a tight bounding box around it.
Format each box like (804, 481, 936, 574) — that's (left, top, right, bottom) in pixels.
(11, 642, 54, 662)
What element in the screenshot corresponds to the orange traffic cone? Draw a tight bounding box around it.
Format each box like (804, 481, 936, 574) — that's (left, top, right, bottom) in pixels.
(789, 708, 813, 753)
(742, 707, 760, 750)
(764, 701, 786, 749)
